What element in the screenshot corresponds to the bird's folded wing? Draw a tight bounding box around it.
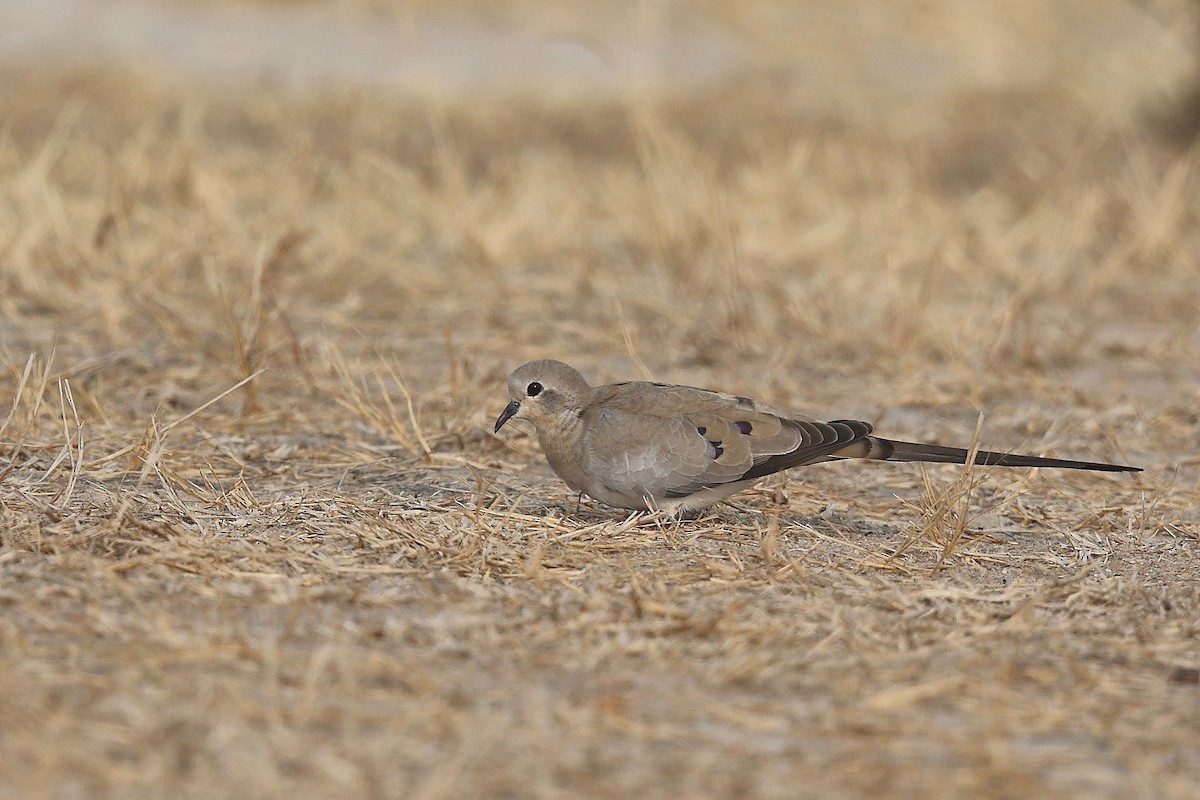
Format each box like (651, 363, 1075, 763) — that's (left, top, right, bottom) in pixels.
(581, 383, 875, 498)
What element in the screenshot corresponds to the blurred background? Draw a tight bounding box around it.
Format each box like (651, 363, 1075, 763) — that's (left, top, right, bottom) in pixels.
(3, 0, 1197, 128)
(1, 3, 1198, 799)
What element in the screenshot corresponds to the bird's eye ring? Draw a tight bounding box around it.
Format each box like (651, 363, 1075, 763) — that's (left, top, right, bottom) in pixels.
(526, 381, 543, 397)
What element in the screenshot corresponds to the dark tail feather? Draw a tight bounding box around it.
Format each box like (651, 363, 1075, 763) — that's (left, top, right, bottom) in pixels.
(865, 436, 1141, 473)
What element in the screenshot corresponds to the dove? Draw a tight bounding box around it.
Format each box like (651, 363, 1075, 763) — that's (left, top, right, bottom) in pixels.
(492, 359, 1141, 515)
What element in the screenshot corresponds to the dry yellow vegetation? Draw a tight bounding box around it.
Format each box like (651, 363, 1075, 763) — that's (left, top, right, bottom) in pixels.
(1, 2, 1198, 798)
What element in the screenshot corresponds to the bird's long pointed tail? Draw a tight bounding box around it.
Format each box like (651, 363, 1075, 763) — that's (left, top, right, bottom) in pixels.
(835, 436, 1141, 473)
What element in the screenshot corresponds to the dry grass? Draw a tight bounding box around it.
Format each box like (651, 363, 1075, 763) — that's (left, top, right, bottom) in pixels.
(1, 2, 1199, 798)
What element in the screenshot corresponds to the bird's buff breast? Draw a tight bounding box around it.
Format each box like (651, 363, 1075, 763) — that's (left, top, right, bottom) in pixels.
(536, 421, 589, 494)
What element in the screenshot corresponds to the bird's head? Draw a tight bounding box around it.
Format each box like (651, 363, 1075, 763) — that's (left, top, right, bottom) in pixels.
(494, 359, 592, 434)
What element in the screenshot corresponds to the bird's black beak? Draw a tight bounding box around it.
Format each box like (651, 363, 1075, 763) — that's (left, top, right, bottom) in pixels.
(494, 400, 520, 433)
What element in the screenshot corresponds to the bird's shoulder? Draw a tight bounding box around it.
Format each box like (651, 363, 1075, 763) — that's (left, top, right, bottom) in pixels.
(587, 380, 813, 424)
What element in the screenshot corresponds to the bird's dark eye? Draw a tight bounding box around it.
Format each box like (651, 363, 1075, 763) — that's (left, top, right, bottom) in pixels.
(526, 381, 543, 397)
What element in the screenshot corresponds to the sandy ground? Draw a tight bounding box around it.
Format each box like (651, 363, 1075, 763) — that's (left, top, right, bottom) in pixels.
(1, 1, 1198, 798)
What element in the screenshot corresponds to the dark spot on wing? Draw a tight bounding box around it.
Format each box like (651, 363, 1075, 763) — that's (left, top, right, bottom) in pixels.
(696, 425, 707, 436)
(735, 420, 752, 435)
(735, 396, 755, 406)
(709, 440, 724, 459)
